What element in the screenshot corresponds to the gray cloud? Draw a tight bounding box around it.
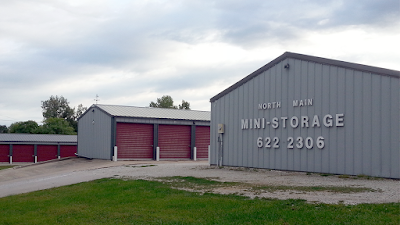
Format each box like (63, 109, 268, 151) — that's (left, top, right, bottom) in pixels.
(0, 0, 399, 126)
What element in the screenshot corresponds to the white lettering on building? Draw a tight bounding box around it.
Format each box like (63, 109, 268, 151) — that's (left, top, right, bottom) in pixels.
(258, 101, 281, 110)
(240, 114, 345, 130)
(293, 99, 313, 107)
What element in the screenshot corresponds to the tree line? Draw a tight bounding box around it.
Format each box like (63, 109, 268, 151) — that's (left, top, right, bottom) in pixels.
(0, 95, 190, 135)
(1, 96, 87, 135)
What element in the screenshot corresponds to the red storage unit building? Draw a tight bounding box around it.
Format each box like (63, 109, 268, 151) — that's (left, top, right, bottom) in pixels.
(0, 134, 77, 164)
(195, 126, 210, 159)
(13, 145, 34, 163)
(116, 123, 154, 160)
(0, 145, 9, 162)
(158, 125, 191, 159)
(37, 145, 58, 162)
(78, 104, 210, 161)
(60, 145, 77, 158)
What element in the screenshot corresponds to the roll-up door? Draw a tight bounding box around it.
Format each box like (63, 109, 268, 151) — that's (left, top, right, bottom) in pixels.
(159, 125, 191, 159)
(0, 145, 9, 162)
(116, 123, 154, 159)
(60, 145, 77, 158)
(195, 126, 210, 159)
(37, 145, 57, 162)
(13, 145, 34, 162)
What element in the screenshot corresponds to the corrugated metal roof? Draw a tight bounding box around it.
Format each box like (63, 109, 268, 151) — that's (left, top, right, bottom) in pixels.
(0, 133, 77, 143)
(94, 104, 211, 121)
(210, 51, 400, 102)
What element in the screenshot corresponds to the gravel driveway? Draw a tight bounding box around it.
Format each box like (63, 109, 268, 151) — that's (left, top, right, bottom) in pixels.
(0, 158, 398, 205)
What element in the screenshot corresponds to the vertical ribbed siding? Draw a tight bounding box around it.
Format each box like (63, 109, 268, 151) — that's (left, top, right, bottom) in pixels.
(78, 107, 112, 160)
(116, 123, 154, 159)
(159, 125, 191, 159)
(210, 58, 400, 178)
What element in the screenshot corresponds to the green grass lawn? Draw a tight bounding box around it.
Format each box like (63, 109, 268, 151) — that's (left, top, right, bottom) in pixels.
(0, 178, 398, 224)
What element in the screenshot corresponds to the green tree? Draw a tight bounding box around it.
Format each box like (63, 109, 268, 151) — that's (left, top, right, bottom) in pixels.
(36, 118, 76, 135)
(8, 121, 39, 133)
(0, 125, 9, 133)
(41, 95, 87, 132)
(149, 95, 177, 109)
(149, 95, 191, 110)
(41, 95, 75, 122)
(178, 100, 190, 110)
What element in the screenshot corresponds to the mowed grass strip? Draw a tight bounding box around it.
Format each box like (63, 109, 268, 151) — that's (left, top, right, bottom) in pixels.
(0, 165, 15, 171)
(0, 178, 398, 225)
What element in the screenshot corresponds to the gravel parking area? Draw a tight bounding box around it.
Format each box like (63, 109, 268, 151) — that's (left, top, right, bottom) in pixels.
(0, 158, 399, 205)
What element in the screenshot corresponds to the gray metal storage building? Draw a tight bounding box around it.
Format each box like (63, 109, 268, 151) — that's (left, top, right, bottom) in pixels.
(0, 133, 77, 164)
(210, 52, 399, 178)
(78, 104, 210, 161)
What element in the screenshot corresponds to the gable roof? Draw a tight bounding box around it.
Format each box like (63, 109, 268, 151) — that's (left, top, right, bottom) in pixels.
(210, 52, 400, 103)
(88, 104, 210, 121)
(0, 133, 77, 143)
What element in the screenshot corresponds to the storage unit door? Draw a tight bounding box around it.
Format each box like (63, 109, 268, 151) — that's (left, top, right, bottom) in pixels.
(195, 126, 210, 159)
(116, 123, 154, 159)
(0, 145, 9, 162)
(13, 145, 34, 162)
(159, 125, 191, 159)
(60, 145, 77, 158)
(37, 145, 57, 162)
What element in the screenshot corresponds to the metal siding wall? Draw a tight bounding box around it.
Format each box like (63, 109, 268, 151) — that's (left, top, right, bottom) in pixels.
(211, 58, 400, 178)
(232, 86, 240, 166)
(337, 68, 346, 174)
(220, 95, 227, 165)
(344, 69, 354, 175)
(307, 62, 316, 172)
(320, 64, 331, 173)
(265, 67, 273, 169)
(257, 69, 266, 169)
(78, 108, 112, 160)
(390, 79, 399, 178)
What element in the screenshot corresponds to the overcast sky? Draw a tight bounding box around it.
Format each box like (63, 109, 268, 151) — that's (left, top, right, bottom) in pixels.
(1, 0, 399, 126)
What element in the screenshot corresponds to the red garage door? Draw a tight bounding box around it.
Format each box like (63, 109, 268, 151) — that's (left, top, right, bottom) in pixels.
(60, 145, 77, 158)
(116, 123, 154, 159)
(37, 145, 57, 162)
(13, 145, 34, 162)
(0, 145, 9, 162)
(159, 125, 191, 159)
(195, 126, 210, 159)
